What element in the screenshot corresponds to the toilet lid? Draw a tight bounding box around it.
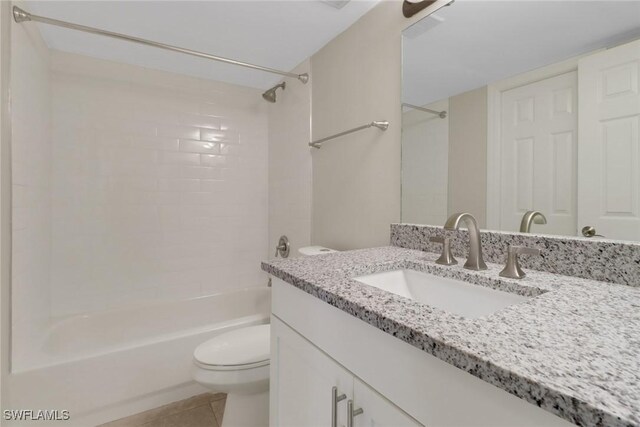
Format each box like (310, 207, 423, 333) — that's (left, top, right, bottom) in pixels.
(194, 324, 270, 369)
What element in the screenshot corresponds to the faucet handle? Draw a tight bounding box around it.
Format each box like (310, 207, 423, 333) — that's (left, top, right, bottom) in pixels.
(274, 235, 290, 258)
(429, 236, 457, 266)
(499, 246, 541, 279)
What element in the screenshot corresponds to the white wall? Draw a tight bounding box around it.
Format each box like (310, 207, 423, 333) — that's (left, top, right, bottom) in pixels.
(310, 1, 450, 250)
(10, 5, 52, 372)
(49, 51, 269, 317)
(402, 87, 488, 228)
(267, 61, 312, 258)
(401, 99, 449, 225)
(448, 86, 488, 227)
(1, 1, 14, 392)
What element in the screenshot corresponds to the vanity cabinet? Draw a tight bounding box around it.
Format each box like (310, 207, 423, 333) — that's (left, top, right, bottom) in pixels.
(271, 316, 422, 427)
(270, 316, 353, 427)
(270, 278, 574, 427)
(352, 378, 423, 427)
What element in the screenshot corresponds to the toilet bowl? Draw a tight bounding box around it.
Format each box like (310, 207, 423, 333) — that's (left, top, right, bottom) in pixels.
(192, 324, 270, 427)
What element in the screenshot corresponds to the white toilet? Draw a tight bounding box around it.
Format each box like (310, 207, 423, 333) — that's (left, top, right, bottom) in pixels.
(192, 247, 336, 426)
(192, 324, 270, 427)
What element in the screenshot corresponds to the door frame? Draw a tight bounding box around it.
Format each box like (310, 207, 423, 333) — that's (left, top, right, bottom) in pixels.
(485, 54, 591, 230)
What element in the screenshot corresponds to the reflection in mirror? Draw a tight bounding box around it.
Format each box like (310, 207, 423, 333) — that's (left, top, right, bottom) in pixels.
(402, 1, 640, 241)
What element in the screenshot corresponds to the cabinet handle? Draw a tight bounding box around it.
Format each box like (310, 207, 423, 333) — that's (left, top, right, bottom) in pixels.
(347, 399, 363, 427)
(331, 386, 347, 427)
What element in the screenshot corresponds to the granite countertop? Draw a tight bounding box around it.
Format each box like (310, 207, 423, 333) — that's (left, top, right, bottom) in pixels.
(262, 246, 640, 427)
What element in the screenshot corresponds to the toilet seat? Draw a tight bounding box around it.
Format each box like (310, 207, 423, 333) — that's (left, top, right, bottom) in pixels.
(194, 324, 270, 371)
(194, 358, 269, 371)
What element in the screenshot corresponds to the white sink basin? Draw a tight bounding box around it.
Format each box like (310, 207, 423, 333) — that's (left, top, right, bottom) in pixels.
(353, 269, 531, 318)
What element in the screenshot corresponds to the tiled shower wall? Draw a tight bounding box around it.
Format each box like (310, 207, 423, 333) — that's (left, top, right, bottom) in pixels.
(11, 6, 52, 371)
(50, 51, 269, 317)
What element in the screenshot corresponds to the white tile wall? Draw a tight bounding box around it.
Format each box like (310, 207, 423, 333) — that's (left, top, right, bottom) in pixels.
(49, 51, 269, 317)
(10, 11, 52, 372)
(268, 61, 312, 258)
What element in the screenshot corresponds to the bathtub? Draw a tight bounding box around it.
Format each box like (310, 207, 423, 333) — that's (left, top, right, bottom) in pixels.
(7, 287, 271, 425)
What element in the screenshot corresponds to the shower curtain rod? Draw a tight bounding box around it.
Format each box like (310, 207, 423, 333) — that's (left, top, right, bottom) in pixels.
(12, 6, 309, 84)
(402, 103, 447, 119)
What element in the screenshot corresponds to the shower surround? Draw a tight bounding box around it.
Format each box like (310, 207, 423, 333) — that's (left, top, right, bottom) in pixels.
(10, 3, 52, 374)
(5, 2, 315, 421)
(49, 51, 269, 318)
(9, 38, 274, 424)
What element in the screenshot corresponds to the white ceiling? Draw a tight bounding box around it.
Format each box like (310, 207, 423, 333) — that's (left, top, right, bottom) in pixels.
(25, 0, 379, 89)
(403, 1, 640, 106)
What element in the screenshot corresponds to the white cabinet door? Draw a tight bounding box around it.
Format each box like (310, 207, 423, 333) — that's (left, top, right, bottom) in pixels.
(270, 316, 353, 427)
(352, 378, 423, 427)
(500, 71, 578, 235)
(578, 39, 640, 241)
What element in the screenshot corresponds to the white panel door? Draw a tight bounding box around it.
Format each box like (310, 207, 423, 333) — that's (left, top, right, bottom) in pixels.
(500, 72, 578, 235)
(270, 316, 353, 427)
(578, 39, 640, 241)
(352, 378, 423, 427)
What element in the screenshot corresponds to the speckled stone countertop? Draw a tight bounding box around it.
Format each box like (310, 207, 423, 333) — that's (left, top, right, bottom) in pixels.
(262, 247, 640, 427)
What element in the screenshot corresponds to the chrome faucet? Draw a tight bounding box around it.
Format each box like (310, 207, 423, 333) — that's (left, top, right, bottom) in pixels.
(519, 210, 547, 233)
(444, 213, 487, 270)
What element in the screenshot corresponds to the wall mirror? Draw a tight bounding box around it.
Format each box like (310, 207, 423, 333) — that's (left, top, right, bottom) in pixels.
(402, 1, 640, 241)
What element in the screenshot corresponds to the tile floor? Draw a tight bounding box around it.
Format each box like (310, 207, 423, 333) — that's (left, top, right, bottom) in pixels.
(99, 393, 226, 427)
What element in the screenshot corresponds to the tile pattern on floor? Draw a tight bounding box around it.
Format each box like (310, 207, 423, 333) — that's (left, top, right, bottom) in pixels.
(98, 393, 226, 427)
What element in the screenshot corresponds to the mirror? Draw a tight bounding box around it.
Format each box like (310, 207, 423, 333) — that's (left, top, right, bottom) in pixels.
(402, 1, 640, 241)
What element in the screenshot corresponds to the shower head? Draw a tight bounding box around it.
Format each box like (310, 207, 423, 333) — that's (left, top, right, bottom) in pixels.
(262, 82, 286, 103)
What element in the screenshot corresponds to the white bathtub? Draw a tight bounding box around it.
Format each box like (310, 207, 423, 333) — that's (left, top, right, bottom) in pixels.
(7, 287, 271, 425)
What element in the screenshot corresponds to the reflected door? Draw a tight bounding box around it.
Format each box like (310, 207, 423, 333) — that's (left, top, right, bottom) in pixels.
(500, 72, 578, 235)
(578, 39, 640, 241)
